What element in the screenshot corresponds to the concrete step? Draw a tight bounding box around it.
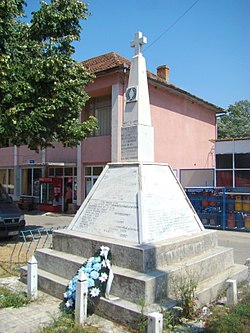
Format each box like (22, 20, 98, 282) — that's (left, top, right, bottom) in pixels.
(96, 295, 177, 330)
(20, 265, 175, 330)
(20, 262, 248, 329)
(52, 229, 218, 272)
(20, 266, 68, 300)
(35, 248, 84, 280)
(196, 263, 248, 306)
(34, 248, 168, 304)
(34, 243, 236, 304)
(162, 246, 234, 283)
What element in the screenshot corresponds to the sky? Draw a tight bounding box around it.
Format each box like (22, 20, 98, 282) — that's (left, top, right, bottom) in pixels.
(23, 0, 250, 110)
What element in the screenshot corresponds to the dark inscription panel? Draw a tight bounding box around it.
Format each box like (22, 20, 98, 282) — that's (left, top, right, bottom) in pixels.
(121, 126, 138, 160)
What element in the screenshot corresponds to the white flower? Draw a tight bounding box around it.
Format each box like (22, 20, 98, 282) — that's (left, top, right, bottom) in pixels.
(64, 292, 68, 298)
(101, 259, 111, 269)
(100, 246, 110, 258)
(90, 287, 101, 298)
(99, 272, 108, 282)
(65, 298, 73, 308)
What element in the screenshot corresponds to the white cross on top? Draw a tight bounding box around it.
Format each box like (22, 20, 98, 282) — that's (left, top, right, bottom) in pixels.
(130, 32, 147, 56)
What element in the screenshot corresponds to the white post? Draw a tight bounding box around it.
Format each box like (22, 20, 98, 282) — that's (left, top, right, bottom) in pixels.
(75, 271, 88, 324)
(27, 256, 38, 299)
(226, 279, 238, 306)
(147, 312, 163, 333)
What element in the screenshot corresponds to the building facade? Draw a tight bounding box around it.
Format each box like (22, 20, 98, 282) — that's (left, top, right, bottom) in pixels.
(0, 52, 222, 211)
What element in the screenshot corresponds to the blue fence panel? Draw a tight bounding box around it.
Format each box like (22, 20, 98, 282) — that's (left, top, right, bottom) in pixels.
(185, 187, 250, 232)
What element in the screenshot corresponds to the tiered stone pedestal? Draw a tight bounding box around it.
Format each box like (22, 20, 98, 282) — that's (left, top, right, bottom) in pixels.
(21, 229, 248, 328)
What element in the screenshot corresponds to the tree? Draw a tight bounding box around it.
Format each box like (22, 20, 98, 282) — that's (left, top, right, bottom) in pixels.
(0, 0, 97, 150)
(217, 100, 250, 139)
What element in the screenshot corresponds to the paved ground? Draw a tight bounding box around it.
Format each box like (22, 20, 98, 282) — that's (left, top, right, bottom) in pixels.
(0, 277, 61, 333)
(217, 229, 250, 265)
(0, 211, 249, 333)
(0, 277, 130, 333)
(25, 211, 73, 229)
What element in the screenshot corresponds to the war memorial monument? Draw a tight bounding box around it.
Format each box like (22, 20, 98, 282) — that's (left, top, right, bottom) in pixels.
(22, 32, 248, 328)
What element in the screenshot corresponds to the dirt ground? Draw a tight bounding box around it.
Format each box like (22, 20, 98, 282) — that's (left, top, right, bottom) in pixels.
(0, 234, 52, 277)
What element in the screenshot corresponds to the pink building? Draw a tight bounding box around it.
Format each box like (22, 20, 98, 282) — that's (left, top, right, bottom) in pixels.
(0, 52, 222, 211)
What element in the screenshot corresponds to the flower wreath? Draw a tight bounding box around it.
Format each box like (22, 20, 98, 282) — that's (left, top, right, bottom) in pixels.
(63, 246, 112, 314)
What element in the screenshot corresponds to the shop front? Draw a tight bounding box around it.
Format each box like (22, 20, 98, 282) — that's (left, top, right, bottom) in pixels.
(39, 177, 62, 213)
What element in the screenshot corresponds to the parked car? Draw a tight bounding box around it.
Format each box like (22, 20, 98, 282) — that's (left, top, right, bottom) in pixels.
(0, 185, 26, 238)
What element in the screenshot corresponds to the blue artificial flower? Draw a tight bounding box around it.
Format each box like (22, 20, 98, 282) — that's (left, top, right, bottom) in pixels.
(88, 278, 95, 288)
(64, 246, 112, 314)
(84, 264, 93, 273)
(65, 290, 72, 298)
(93, 263, 102, 271)
(93, 256, 101, 263)
(78, 267, 90, 278)
(90, 270, 99, 279)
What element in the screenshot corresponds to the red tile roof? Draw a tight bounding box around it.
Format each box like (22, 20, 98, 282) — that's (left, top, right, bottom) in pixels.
(81, 52, 223, 112)
(81, 52, 130, 73)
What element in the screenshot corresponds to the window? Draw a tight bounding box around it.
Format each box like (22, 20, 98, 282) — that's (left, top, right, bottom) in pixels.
(235, 170, 250, 187)
(216, 171, 233, 187)
(8, 169, 14, 194)
(216, 154, 233, 169)
(235, 153, 250, 169)
(84, 165, 104, 197)
(21, 168, 42, 196)
(215, 152, 250, 187)
(55, 168, 63, 176)
(85, 95, 111, 136)
(0, 170, 7, 191)
(48, 167, 76, 178)
(0, 169, 14, 194)
(65, 168, 73, 176)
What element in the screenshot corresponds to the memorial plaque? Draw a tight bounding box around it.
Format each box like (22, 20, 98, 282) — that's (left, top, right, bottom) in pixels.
(121, 126, 138, 160)
(141, 164, 202, 242)
(70, 163, 203, 244)
(71, 165, 141, 243)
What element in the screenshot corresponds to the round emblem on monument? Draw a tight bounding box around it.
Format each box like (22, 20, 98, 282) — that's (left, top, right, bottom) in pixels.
(126, 87, 138, 102)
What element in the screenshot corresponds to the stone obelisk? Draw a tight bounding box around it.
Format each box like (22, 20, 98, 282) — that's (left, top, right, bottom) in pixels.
(121, 31, 154, 162)
(69, 32, 204, 244)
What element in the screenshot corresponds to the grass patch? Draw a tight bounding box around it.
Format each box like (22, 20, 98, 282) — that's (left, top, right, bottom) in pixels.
(0, 285, 31, 308)
(205, 287, 250, 333)
(39, 313, 101, 333)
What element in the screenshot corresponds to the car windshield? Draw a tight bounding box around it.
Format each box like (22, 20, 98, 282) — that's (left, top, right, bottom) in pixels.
(0, 185, 12, 203)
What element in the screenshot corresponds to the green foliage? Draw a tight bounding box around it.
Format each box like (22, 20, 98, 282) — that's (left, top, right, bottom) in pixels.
(0, 286, 31, 308)
(162, 307, 182, 332)
(136, 297, 148, 333)
(217, 100, 250, 139)
(170, 271, 199, 319)
(205, 290, 250, 333)
(0, 0, 97, 150)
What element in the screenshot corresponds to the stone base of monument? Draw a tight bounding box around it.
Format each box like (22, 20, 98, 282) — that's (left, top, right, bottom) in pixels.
(20, 229, 248, 329)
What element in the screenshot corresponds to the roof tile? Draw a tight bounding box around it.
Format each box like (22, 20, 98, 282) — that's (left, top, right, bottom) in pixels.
(81, 51, 130, 73)
(81, 52, 223, 112)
